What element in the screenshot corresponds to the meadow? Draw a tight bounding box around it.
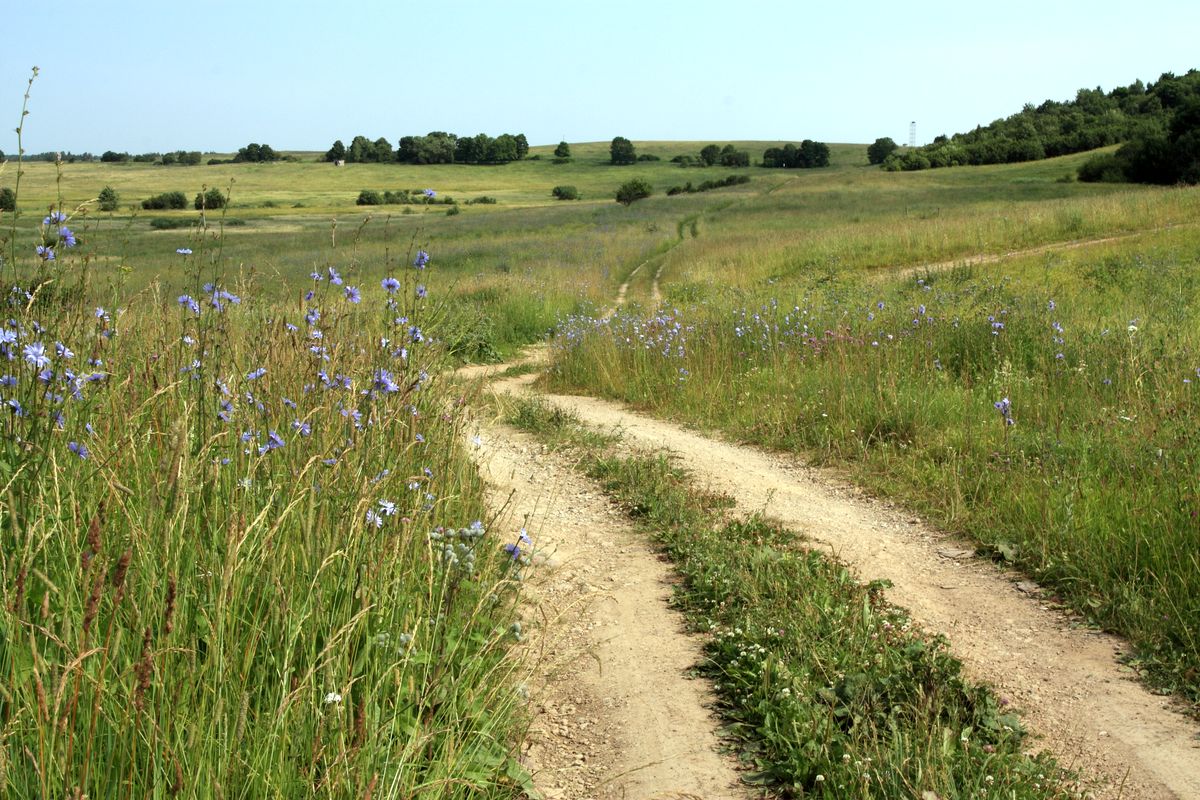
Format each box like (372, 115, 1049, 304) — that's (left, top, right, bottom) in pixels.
(4, 130, 1199, 795)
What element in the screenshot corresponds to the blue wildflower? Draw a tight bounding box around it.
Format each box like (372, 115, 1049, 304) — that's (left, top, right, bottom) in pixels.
(176, 248, 193, 255)
(328, 267, 343, 286)
(23, 342, 50, 368)
(59, 227, 76, 247)
(423, 188, 436, 198)
(177, 294, 200, 314)
(413, 250, 429, 269)
(246, 367, 267, 381)
(68, 441, 89, 460)
(344, 285, 361, 304)
(415, 285, 427, 299)
(381, 277, 400, 293)
(36, 245, 55, 261)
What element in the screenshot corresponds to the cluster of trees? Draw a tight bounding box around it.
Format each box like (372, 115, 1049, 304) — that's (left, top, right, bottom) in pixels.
(762, 140, 830, 169)
(233, 143, 280, 163)
(666, 174, 751, 195)
(1079, 96, 1200, 184)
(11, 151, 96, 162)
(673, 144, 750, 167)
(99, 150, 204, 165)
(882, 70, 1200, 173)
(326, 132, 529, 165)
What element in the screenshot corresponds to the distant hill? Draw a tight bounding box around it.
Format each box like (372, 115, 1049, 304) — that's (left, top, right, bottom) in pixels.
(883, 69, 1200, 182)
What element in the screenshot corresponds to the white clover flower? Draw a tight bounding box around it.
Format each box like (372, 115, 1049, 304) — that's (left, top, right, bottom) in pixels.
(323, 692, 342, 705)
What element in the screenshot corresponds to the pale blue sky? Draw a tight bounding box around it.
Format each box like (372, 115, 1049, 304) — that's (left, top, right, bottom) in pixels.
(3, 0, 1198, 154)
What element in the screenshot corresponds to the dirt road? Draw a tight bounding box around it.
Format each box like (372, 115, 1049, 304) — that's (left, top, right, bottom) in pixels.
(469, 360, 1200, 800)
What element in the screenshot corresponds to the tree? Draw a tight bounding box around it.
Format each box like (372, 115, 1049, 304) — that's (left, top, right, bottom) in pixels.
(98, 186, 120, 211)
(615, 178, 652, 205)
(372, 137, 394, 163)
(554, 141, 571, 158)
(867, 137, 898, 165)
(514, 133, 529, 160)
(325, 139, 346, 162)
(397, 136, 420, 163)
(195, 187, 227, 210)
(347, 136, 373, 163)
(719, 148, 749, 167)
(610, 136, 636, 165)
(798, 139, 830, 168)
(0, 187, 15, 212)
(699, 144, 721, 166)
(101, 150, 130, 163)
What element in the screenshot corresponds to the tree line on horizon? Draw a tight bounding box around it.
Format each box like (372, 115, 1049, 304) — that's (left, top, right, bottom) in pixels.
(873, 68, 1200, 184)
(324, 132, 530, 165)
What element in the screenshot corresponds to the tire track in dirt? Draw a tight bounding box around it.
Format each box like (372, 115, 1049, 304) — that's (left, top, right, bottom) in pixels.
(888, 221, 1196, 282)
(466, 371, 748, 799)
(481, 369, 1200, 800)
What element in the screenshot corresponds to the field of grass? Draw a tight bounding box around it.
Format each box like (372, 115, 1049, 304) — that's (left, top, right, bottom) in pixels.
(549, 219, 1200, 709)
(5, 126, 1200, 794)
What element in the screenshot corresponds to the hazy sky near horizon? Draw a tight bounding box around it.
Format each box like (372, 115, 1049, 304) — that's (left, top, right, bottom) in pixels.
(3, 0, 1198, 154)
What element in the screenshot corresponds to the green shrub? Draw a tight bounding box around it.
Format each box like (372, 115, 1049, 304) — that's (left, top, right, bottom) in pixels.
(141, 191, 188, 210)
(446, 204, 461, 216)
(97, 185, 119, 211)
(636, 153, 661, 162)
(465, 196, 497, 205)
(1077, 153, 1128, 183)
(356, 189, 383, 206)
(554, 141, 571, 158)
(0, 187, 15, 212)
(149, 217, 193, 230)
(194, 187, 227, 210)
(552, 185, 580, 201)
(615, 178, 652, 205)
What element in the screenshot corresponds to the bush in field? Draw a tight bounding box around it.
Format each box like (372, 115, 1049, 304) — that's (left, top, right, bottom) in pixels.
(554, 141, 571, 158)
(141, 191, 188, 210)
(97, 185, 119, 211)
(699, 144, 721, 166)
(0, 187, 15, 212)
(552, 185, 580, 200)
(194, 187, 227, 210)
(356, 189, 383, 206)
(610, 136, 636, 165)
(637, 153, 661, 162)
(101, 150, 130, 163)
(867, 137, 899, 164)
(615, 178, 652, 205)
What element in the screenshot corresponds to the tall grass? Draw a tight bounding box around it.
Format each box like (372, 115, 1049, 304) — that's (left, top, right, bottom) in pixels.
(549, 226, 1200, 708)
(0, 102, 532, 795)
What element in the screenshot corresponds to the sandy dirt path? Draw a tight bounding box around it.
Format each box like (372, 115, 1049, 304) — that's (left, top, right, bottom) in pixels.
(478, 368, 1200, 800)
(475, 416, 749, 799)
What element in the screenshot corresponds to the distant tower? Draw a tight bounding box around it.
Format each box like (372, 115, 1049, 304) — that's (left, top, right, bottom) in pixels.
(909, 121, 917, 148)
